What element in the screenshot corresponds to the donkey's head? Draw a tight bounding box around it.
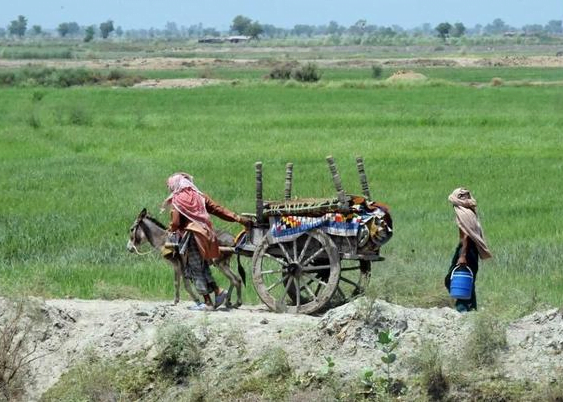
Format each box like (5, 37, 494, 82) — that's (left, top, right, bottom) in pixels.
(127, 208, 150, 253)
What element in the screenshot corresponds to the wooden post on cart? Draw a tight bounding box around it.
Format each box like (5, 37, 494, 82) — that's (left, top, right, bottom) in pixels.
(326, 155, 349, 212)
(255, 161, 264, 224)
(284, 162, 293, 201)
(355, 156, 372, 201)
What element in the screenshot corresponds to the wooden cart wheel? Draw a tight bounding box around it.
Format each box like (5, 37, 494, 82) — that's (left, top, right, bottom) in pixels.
(252, 229, 341, 314)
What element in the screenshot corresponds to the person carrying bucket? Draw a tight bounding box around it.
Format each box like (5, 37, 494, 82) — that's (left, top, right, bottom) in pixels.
(445, 188, 492, 312)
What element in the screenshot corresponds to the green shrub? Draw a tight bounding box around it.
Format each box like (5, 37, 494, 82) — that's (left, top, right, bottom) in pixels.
(410, 342, 449, 401)
(268, 62, 298, 80)
(0, 299, 44, 401)
(291, 62, 322, 82)
(68, 106, 92, 126)
(41, 351, 153, 402)
(155, 324, 202, 382)
(26, 111, 41, 129)
(371, 64, 384, 79)
(0, 71, 16, 86)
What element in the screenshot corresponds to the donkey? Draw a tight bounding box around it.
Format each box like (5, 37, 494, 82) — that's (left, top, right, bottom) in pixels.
(127, 208, 244, 307)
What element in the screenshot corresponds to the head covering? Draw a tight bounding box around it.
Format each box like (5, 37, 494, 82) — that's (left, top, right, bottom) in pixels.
(448, 187, 492, 259)
(162, 172, 211, 230)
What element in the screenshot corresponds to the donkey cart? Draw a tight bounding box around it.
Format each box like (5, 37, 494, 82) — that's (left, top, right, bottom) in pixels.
(234, 156, 393, 315)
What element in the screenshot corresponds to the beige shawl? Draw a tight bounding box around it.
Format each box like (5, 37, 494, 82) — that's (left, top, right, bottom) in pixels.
(448, 188, 492, 259)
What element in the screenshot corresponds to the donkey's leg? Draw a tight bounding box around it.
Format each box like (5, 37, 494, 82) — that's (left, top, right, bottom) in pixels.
(178, 256, 200, 303)
(182, 275, 200, 304)
(173, 262, 181, 305)
(216, 257, 242, 308)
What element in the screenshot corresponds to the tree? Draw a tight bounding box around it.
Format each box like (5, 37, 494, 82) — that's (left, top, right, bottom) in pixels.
(165, 21, 179, 38)
(84, 25, 95, 42)
(57, 22, 70, 37)
(293, 24, 315, 37)
(435, 22, 452, 41)
(231, 15, 252, 35)
(99, 20, 114, 39)
(451, 22, 466, 37)
(58, 22, 80, 37)
(246, 21, 264, 39)
(8, 15, 27, 37)
(327, 20, 340, 35)
(349, 19, 367, 35)
(202, 27, 219, 37)
(31, 25, 42, 35)
(546, 20, 563, 34)
(484, 18, 508, 35)
(115, 26, 123, 37)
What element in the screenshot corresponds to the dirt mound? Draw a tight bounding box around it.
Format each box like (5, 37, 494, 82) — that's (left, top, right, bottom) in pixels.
(132, 78, 227, 89)
(2, 297, 562, 401)
(386, 70, 428, 82)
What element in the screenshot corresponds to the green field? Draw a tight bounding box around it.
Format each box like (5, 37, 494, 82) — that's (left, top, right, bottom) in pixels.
(1, 71, 562, 319)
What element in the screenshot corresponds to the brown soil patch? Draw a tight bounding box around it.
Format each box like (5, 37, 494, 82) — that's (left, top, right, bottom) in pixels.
(132, 78, 227, 89)
(386, 70, 428, 82)
(2, 55, 563, 71)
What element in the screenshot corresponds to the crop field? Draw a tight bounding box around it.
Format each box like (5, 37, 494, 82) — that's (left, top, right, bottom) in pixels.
(1, 60, 562, 320)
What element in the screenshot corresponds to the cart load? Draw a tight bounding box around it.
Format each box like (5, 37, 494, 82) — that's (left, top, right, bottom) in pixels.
(237, 156, 393, 314)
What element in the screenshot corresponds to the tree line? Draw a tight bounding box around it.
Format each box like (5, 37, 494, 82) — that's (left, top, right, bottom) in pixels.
(3, 14, 562, 41)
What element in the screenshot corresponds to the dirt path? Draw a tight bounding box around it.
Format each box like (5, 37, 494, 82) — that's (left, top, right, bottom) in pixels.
(2, 55, 563, 71)
(2, 297, 561, 401)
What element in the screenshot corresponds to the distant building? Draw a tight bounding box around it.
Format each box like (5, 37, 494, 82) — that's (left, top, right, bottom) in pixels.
(197, 37, 224, 43)
(197, 35, 251, 44)
(226, 35, 251, 43)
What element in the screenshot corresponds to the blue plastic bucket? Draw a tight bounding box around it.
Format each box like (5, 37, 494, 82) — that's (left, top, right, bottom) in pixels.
(449, 266, 473, 300)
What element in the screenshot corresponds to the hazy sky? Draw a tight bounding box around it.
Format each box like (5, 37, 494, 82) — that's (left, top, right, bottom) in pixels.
(2, 0, 561, 31)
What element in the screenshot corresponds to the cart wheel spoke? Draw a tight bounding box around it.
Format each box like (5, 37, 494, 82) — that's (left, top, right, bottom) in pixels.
(267, 275, 287, 292)
(263, 252, 288, 266)
(302, 264, 332, 272)
(277, 242, 293, 263)
(294, 277, 301, 307)
(260, 269, 283, 275)
(340, 276, 361, 290)
(302, 246, 326, 267)
(297, 235, 312, 263)
(303, 272, 328, 288)
(279, 276, 293, 304)
(304, 284, 318, 302)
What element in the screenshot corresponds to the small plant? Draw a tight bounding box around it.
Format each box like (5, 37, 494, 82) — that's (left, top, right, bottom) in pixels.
(377, 330, 398, 393)
(371, 64, 383, 79)
(464, 311, 508, 368)
(31, 90, 45, 102)
(320, 356, 335, 376)
(261, 347, 291, 378)
(68, 106, 92, 126)
(410, 341, 449, 400)
(198, 67, 214, 79)
(26, 110, 41, 129)
(155, 324, 202, 382)
(491, 77, 504, 86)
(0, 299, 44, 401)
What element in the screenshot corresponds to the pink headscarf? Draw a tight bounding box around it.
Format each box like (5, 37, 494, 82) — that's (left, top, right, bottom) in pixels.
(162, 173, 212, 230)
(448, 187, 492, 259)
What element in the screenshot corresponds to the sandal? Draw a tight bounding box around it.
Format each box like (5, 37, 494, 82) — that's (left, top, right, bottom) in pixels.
(189, 302, 213, 311)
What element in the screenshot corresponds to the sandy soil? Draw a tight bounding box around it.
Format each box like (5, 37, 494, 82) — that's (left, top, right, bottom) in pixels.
(2, 297, 561, 401)
(2, 55, 563, 72)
